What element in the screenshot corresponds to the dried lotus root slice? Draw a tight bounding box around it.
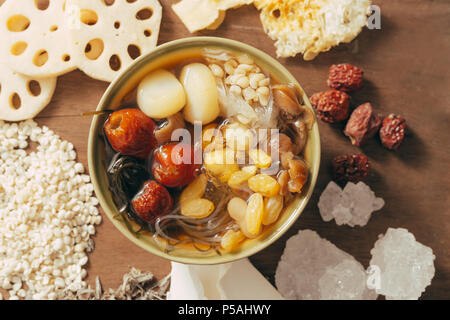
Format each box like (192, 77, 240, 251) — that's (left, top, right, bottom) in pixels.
(0, 63, 57, 121)
(0, 0, 77, 77)
(67, 0, 162, 82)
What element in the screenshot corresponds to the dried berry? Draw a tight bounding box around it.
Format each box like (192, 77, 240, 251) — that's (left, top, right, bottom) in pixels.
(152, 142, 201, 188)
(104, 108, 157, 159)
(310, 90, 350, 123)
(131, 180, 173, 223)
(379, 114, 406, 150)
(327, 63, 364, 92)
(333, 154, 370, 185)
(344, 103, 382, 146)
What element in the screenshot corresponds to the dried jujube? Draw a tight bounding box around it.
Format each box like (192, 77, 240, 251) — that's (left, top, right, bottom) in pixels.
(152, 142, 201, 188)
(332, 153, 370, 185)
(310, 90, 350, 123)
(327, 63, 364, 92)
(379, 114, 406, 150)
(131, 180, 173, 223)
(104, 108, 157, 159)
(344, 103, 382, 147)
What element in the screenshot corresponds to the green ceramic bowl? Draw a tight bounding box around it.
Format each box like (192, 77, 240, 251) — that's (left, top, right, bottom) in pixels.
(88, 37, 321, 265)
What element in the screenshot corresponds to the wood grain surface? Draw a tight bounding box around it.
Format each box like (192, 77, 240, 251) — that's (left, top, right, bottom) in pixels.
(2, 0, 449, 299)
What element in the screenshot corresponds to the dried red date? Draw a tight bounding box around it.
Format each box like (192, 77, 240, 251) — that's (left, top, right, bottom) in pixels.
(379, 114, 406, 150)
(333, 154, 370, 185)
(309, 90, 350, 123)
(152, 142, 201, 188)
(344, 103, 382, 146)
(131, 180, 173, 223)
(104, 108, 157, 159)
(327, 63, 364, 92)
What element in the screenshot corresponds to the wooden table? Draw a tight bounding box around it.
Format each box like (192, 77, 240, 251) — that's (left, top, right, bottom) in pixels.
(4, 0, 450, 299)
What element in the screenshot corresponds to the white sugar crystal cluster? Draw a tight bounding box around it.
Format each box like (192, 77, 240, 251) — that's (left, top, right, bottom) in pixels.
(369, 228, 435, 300)
(0, 120, 101, 300)
(275, 229, 377, 300)
(318, 181, 385, 227)
(319, 260, 377, 300)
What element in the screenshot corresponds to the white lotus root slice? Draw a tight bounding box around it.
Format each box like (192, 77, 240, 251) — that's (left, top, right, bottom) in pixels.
(67, 0, 162, 82)
(0, 63, 57, 121)
(0, 0, 77, 77)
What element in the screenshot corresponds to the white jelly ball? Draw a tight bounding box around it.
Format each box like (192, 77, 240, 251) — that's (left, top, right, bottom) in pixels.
(137, 69, 186, 119)
(179, 63, 220, 124)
